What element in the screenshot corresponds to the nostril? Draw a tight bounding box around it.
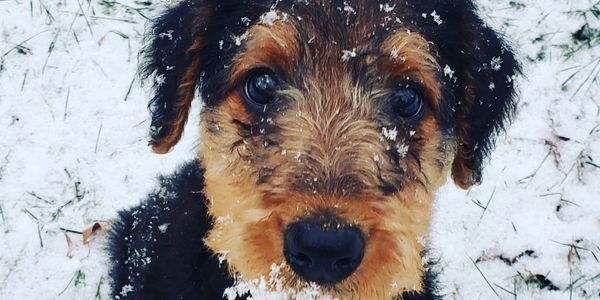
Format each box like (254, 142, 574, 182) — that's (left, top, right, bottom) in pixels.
(288, 252, 312, 268)
(334, 257, 357, 269)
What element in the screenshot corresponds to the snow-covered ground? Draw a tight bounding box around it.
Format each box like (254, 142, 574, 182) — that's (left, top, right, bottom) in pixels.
(0, 0, 598, 299)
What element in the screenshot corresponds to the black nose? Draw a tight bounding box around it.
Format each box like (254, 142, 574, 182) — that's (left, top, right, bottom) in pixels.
(283, 221, 365, 284)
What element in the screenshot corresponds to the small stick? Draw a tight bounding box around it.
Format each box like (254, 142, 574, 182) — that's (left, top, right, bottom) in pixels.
(0, 204, 5, 226)
(539, 192, 562, 197)
(37, 0, 55, 23)
(23, 208, 40, 222)
(573, 272, 600, 290)
(552, 240, 597, 262)
(37, 223, 44, 247)
(559, 198, 580, 207)
(569, 58, 600, 101)
(1, 30, 50, 58)
(494, 282, 516, 297)
(21, 69, 29, 91)
(107, 1, 152, 20)
(95, 276, 104, 299)
(123, 71, 136, 101)
(517, 152, 550, 184)
(468, 255, 502, 299)
(59, 227, 83, 235)
(560, 153, 581, 186)
(133, 119, 147, 128)
(586, 161, 600, 169)
(28, 191, 53, 204)
(94, 124, 103, 154)
(67, 4, 79, 35)
(51, 199, 75, 222)
(58, 271, 77, 296)
(24, 209, 44, 247)
(479, 187, 496, 221)
(63, 88, 70, 120)
(42, 30, 60, 74)
(76, 0, 93, 36)
(73, 31, 80, 45)
(89, 15, 137, 24)
(40, 94, 56, 120)
(0, 150, 10, 181)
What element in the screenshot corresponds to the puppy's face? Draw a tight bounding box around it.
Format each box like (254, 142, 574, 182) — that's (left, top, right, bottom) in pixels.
(142, 1, 518, 298)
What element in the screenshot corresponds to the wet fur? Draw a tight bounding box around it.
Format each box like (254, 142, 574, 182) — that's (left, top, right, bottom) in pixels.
(109, 0, 519, 299)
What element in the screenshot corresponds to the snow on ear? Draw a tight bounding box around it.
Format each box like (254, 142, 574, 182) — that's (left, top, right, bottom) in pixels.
(140, 1, 207, 154)
(448, 6, 520, 189)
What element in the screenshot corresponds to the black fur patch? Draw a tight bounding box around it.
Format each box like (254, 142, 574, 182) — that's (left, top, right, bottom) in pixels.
(140, 0, 198, 145)
(107, 161, 235, 299)
(411, 0, 521, 184)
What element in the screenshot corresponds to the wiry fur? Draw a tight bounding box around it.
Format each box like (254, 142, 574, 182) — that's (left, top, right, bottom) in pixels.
(109, 0, 519, 299)
(108, 161, 440, 299)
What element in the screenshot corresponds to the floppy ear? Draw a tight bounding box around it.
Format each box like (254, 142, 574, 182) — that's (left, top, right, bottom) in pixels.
(140, 1, 208, 154)
(448, 6, 520, 188)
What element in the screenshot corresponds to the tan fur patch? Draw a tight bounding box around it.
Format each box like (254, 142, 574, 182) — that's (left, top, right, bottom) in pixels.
(230, 21, 300, 86)
(380, 31, 442, 113)
(198, 19, 454, 300)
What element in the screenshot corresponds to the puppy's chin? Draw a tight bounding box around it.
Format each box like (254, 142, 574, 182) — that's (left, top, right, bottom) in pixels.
(223, 263, 339, 300)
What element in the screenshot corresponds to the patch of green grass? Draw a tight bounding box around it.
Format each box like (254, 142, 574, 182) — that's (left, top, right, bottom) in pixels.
(74, 270, 86, 287)
(515, 271, 560, 291)
(99, 0, 153, 19)
(59, 269, 87, 296)
(560, 2, 600, 59)
(509, 1, 526, 10)
(527, 2, 600, 62)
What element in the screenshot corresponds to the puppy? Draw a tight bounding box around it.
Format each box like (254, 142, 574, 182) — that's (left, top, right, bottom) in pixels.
(108, 0, 519, 299)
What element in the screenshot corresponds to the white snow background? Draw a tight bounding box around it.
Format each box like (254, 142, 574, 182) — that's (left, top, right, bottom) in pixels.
(1, 0, 599, 299)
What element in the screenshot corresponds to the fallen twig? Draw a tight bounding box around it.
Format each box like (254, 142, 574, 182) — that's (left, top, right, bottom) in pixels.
(468, 255, 502, 299)
(1, 30, 50, 58)
(94, 124, 103, 154)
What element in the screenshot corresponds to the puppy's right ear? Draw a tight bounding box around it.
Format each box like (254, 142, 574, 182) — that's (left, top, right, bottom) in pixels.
(141, 1, 209, 154)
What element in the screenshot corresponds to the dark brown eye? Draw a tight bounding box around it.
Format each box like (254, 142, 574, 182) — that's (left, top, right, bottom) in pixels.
(392, 88, 423, 119)
(244, 70, 279, 106)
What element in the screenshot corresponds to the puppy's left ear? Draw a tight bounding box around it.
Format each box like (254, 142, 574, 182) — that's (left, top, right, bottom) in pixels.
(140, 1, 210, 154)
(447, 5, 521, 188)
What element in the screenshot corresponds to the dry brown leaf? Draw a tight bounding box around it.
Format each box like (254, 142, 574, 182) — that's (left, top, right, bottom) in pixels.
(65, 233, 74, 258)
(82, 222, 109, 245)
(545, 139, 562, 168)
(567, 246, 574, 270)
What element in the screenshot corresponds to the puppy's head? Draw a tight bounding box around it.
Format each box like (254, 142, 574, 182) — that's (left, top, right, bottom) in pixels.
(141, 0, 519, 298)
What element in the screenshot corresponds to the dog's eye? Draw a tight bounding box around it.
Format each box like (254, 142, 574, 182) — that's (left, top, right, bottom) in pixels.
(244, 70, 279, 106)
(392, 88, 423, 119)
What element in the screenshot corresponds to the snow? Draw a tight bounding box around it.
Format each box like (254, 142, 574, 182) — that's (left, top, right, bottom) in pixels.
(260, 9, 289, 26)
(224, 264, 336, 300)
(380, 4, 395, 13)
(341, 48, 358, 61)
(443, 65, 455, 79)
(382, 126, 398, 141)
(430, 11, 443, 25)
(343, 2, 357, 15)
(1, 0, 599, 299)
